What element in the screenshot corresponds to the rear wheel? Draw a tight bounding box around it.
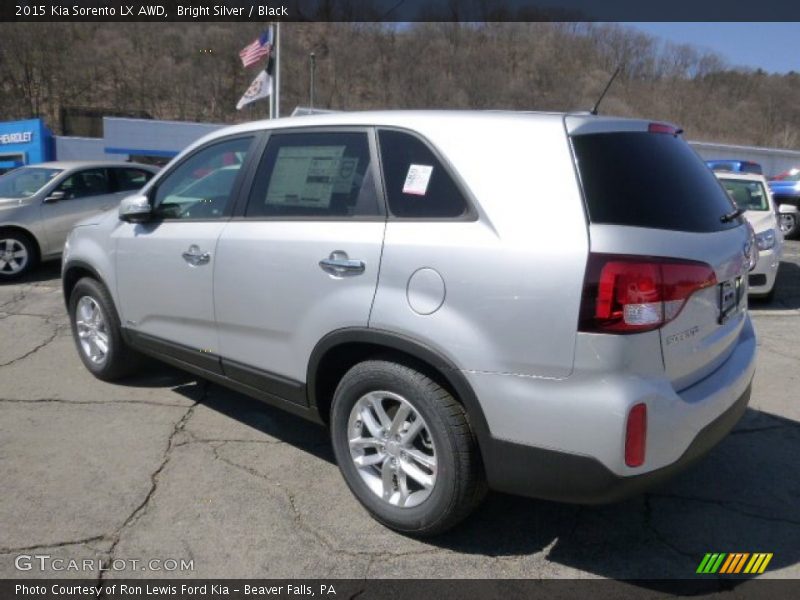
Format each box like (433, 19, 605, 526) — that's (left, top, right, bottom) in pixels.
(330, 360, 486, 535)
(68, 277, 143, 381)
(0, 231, 38, 280)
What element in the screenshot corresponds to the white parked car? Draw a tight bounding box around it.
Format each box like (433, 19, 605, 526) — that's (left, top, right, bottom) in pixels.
(716, 171, 783, 300)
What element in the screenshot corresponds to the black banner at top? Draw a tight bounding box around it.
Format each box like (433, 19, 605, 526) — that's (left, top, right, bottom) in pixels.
(3, 0, 800, 22)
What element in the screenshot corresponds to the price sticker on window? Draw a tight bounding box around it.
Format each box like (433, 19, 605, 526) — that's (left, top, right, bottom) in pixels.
(402, 164, 434, 196)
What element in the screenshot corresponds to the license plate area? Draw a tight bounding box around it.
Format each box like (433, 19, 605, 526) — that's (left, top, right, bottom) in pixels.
(718, 276, 744, 324)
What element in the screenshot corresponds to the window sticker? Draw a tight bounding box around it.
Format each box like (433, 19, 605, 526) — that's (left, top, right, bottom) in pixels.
(266, 145, 347, 208)
(402, 164, 434, 196)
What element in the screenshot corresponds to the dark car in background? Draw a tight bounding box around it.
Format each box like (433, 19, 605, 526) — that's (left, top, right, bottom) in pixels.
(768, 168, 800, 238)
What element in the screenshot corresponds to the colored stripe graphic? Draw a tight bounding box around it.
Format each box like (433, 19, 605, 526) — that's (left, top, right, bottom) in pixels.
(698, 553, 773, 574)
(720, 553, 750, 573)
(697, 553, 727, 573)
(744, 553, 774, 574)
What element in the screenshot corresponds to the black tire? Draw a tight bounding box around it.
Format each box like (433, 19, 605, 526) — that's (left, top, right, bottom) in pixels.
(68, 277, 143, 381)
(780, 210, 800, 240)
(330, 360, 486, 536)
(0, 229, 38, 280)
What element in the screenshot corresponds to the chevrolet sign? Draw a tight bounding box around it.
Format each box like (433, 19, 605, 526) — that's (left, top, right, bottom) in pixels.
(0, 132, 33, 145)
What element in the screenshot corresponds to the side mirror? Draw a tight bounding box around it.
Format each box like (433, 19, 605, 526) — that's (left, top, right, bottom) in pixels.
(778, 203, 799, 215)
(44, 190, 67, 203)
(119, 194, 152, 223)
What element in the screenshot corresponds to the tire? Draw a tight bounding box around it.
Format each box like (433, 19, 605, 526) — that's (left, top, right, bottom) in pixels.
(779, 210, 800, 239)
(68, 277, 143, 381)
(330, 360, 486, 536)
(0, 230, 38, 280)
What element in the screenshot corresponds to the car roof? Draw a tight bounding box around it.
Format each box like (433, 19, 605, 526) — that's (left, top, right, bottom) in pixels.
(714, 171, 767, 183)
(177, 110, 667, 160)
(28, 161, 157, 171)
(199, 109, 658, 138)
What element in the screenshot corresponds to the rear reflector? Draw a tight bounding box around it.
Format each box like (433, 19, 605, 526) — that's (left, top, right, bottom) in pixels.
(579, 253, 717, 334)
(625, 403, 647, 467)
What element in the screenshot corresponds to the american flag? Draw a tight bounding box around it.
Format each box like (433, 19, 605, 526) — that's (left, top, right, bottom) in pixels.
(239, 29, 272, 68)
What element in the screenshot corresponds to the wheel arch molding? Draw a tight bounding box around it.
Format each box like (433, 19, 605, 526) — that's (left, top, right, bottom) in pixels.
(62, 260, 107, 307)
(306, 327, 492, 447)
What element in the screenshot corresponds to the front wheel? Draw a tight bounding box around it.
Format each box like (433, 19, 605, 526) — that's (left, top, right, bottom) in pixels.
(330, 360, 486, 536)
(68, 277, 142, 381)
(779, 210, 799, 239)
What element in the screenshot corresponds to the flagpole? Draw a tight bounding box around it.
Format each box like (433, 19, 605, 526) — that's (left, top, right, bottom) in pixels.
(274, 21, 281, 118)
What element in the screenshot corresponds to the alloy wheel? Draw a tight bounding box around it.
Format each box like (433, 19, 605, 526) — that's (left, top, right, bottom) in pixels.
(347, 391, 437, 508)
(779, 213, 796, 235)
(75, 296, 110, 365)
(0, 238, 28, 275)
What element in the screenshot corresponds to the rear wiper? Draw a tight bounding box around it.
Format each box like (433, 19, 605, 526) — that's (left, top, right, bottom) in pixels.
(720, 208, 745, 223)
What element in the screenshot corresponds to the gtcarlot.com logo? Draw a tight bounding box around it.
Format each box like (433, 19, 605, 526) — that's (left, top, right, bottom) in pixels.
(15, 554, 194, 573)
(696, 552, 773, 574)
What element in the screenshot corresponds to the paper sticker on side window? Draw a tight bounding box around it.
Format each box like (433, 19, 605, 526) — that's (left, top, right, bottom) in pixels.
(402, 164, 433, 196)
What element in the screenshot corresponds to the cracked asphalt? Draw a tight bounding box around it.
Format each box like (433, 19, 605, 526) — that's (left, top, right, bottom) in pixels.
(1, 242, 799, 582)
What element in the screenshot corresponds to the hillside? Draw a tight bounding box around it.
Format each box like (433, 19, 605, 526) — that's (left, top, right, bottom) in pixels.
(1, 22, 798, 149)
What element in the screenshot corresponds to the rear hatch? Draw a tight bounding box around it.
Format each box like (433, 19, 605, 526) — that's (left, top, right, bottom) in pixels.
(567, 116, 752, 391)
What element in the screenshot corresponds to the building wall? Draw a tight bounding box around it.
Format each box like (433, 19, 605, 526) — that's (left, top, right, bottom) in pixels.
(103, 117, 224, 160)
(54, 136, 124, 161)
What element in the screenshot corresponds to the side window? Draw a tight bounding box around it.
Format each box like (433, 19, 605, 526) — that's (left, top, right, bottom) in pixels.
(245, 131, 381, 218)
(113, 168, 155, 192)
(153, 137, 253, 220)
(378, 130, 468, 219)
(57, 169, 111, 199)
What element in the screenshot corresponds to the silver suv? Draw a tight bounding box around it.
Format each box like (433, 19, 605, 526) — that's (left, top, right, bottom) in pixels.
(62, 112, 757, 535)
(0, 161, 157, 279)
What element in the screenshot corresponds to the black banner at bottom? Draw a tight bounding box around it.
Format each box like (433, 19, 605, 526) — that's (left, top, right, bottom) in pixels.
(3, 579, 800, 600)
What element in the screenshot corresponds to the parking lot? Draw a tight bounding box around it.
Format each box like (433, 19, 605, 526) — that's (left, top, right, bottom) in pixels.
(1, 241, 799, 581)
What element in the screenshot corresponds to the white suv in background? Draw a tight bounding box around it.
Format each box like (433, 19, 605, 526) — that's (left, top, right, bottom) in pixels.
(63, 111, 757, 534)
(716, 171, 783, 300)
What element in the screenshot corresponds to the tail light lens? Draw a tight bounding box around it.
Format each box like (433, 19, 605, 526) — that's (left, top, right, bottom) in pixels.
(625, 403, 647, 467)
(648, 122, 680, 135)
(579, 253, 717, 334)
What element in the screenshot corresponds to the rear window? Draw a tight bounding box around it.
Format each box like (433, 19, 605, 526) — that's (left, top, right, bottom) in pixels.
(719, 178, 769, 212)
(572, 132, 740, 232)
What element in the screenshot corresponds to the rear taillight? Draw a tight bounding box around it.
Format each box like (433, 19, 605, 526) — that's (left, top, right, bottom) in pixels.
(579, 253, 717, 334)
(625, 403, 647, 467)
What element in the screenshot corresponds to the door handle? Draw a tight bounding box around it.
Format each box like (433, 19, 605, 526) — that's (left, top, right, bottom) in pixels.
(319, 251, 365, 277)
(182, 245, 211, 266)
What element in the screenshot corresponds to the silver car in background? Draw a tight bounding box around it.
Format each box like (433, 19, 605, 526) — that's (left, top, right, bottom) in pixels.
(63, 112, 757, 534)
(0, 161, 157, 279)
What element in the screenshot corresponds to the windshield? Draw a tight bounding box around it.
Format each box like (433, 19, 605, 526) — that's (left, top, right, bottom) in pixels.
(772, 168, 800, 182)
(0, 167, 62, 198)
(719, 178, 770, 211)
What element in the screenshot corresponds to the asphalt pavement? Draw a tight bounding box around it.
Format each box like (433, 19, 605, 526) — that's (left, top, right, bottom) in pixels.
(1, 242, 799, 581)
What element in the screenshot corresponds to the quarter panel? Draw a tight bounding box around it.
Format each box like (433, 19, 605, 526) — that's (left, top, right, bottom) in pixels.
(370, 118, 588, 377)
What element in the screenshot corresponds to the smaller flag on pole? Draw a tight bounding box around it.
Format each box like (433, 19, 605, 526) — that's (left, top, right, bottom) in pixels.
(236, 70, 271, 110)
(239, 29, 273, 68)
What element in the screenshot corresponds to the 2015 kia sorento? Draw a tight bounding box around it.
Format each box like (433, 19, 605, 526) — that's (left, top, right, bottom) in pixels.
(62, 111, 757, 535)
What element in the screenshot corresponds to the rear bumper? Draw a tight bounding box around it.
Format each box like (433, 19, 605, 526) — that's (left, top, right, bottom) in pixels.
(471, 315, 757, 503)
(482, 382, 751, 503)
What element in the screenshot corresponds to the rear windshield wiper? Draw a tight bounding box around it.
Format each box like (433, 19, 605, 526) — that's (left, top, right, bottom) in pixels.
(720, 207, 745, 223)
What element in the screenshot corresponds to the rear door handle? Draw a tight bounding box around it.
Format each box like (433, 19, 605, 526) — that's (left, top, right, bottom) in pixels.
(182, 245, 211, 266)
(319, 251, 365, 277)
